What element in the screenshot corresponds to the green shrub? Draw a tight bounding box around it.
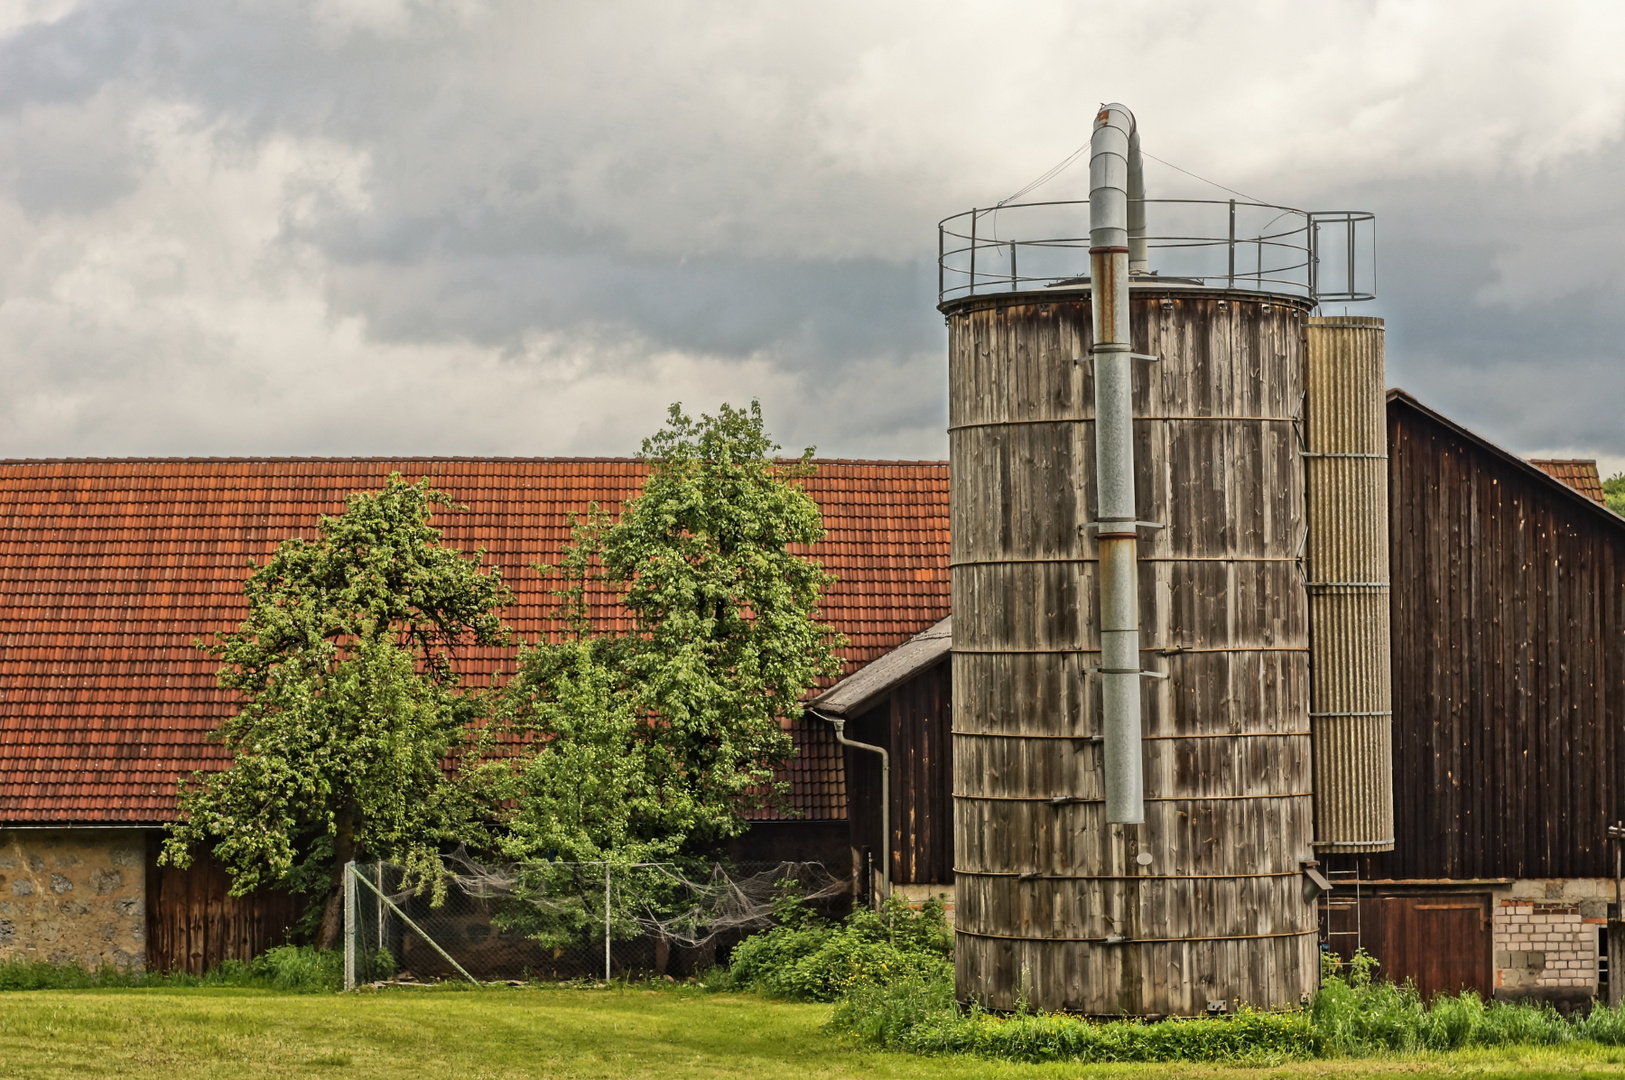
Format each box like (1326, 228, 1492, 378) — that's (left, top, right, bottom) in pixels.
(829, 972, 956, 1048)
(830, 978, 1316, 1064)
(1470, 998, 1573, 1047)
(0, 946, 341, 993)
(908, 1007, 1317, 1064)
(827, 944, 1625, 1065)
(1311, 950, 1426, 1054)
(246, 945, 344, 992)
(727, 893, 952, 1002)
(694, 962, 738, 992)
(1576, 999, 1625, 1045)
(0, 961, 144, 991)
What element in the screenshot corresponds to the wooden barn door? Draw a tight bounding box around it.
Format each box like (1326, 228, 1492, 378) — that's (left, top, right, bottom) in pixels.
(146, 839, 306, 974)
(1376, 894, 1493, 999)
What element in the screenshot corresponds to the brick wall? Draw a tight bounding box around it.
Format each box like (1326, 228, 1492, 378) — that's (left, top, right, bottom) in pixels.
(0, 829, 148, 970)
(1494, 886, 1608, 1001)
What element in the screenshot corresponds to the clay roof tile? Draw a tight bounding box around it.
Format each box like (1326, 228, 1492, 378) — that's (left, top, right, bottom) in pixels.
(0, 457, 947, 824)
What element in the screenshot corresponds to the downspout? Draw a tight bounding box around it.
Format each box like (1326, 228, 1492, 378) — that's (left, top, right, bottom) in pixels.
(813, 709, 890, 903)
(1090, 103, 1144, 824)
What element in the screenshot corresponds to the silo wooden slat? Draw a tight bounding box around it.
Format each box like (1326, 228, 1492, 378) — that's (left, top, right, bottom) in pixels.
(948, 289, 1317, 1015)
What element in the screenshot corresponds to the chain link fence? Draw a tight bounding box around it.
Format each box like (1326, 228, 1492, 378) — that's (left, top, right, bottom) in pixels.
(342, 856, 848, 988)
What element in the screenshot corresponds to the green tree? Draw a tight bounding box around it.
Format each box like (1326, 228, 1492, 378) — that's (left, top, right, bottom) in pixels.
(1605, 472, 1625, 517)
(489, 635, 700, 866)
(162, 475, 513, 948)
(497, 401, 844, 866)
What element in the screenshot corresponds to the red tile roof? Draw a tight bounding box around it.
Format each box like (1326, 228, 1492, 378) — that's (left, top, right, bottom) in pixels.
(0, 458, 948, 824)
(1529, 459, 1607, 504)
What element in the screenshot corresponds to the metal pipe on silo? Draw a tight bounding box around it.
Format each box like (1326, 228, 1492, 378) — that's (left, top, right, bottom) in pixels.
(1127, 126, 1147, 275)
(1305, 316, 1395, 852)
(1090, 103, 1144, 825)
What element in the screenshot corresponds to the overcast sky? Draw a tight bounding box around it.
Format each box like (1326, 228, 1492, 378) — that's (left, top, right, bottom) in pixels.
(1, 0, 1622, 470)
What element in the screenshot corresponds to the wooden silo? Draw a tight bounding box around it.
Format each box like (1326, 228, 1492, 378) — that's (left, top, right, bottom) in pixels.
(948, 284, 1319, 1016)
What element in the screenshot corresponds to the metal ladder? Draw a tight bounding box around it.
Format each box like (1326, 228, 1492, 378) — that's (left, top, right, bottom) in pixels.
(1320, 863, 1364, 957)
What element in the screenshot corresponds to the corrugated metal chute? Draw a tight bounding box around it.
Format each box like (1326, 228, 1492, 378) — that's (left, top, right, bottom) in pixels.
(1305, 315, 1395, 852)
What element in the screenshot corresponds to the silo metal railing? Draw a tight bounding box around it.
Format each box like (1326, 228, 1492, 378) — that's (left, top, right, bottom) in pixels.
(937, 199, 1375, 305)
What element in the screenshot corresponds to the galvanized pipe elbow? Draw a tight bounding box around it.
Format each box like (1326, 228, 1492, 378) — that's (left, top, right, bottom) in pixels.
(1089, 105, 1133, 252)
(1127, 127, 1147, 274)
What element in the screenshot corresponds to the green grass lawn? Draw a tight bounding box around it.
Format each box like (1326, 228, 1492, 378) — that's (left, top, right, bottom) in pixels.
(5, 986, 1625, 1080)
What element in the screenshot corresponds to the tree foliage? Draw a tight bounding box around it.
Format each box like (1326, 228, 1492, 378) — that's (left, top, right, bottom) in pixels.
(1604, 472, 1625, 518)
(162, 476, 513, 941)
(495, 401, 844, 865)
(164, 403, 840, 948)
(487, 637, 696, 865)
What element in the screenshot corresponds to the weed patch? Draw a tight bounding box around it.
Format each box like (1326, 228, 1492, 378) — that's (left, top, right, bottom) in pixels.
(815, 943, 1625, 1065)
(0, 946, 341, 993)
(830, 975, 1317, 1064)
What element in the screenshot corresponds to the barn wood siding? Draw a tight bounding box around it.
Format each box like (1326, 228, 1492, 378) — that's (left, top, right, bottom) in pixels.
(844, 702, 887, 884)
(1362, 399, 1625, 881)
(146, 842, 305, 974)
(892, 659, 953, 885)
(842, 659, 954, 887)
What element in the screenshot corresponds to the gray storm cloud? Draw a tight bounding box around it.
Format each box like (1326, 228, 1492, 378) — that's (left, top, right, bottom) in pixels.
(0, 0, 1621, 466)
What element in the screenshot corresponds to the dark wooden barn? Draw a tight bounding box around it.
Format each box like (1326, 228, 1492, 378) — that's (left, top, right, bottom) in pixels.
(1318, 390, 1625, 1008)
(805, 618, 954, 899)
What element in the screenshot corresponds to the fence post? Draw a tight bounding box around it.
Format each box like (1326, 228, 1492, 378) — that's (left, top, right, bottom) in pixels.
(349, 865, 478, 984)
(1611, 824, 1625, 1007)
(604, 862, 612, 982)
(375, 863, 385, 953)
(343, 861, 357, 991)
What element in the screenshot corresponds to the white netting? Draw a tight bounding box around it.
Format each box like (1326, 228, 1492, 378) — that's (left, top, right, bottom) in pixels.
(345, 854, 848, 986)
(446, 851, 848, 948)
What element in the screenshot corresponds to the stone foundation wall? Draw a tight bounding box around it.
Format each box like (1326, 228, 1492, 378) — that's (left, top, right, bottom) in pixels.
(1493, 879, 1608, 1006)
(0, 830, 149, 970)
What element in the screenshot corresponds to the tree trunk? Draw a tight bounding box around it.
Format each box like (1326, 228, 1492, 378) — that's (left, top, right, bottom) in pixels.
(316, 811, 357, 951)
(654, 935, 670, 976)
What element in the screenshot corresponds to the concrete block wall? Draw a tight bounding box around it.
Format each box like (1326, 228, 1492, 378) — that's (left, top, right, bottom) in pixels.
(1493, 879, 1609, 1003)
(893, 882, 955, 923)
(0, 830, 148, 970)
